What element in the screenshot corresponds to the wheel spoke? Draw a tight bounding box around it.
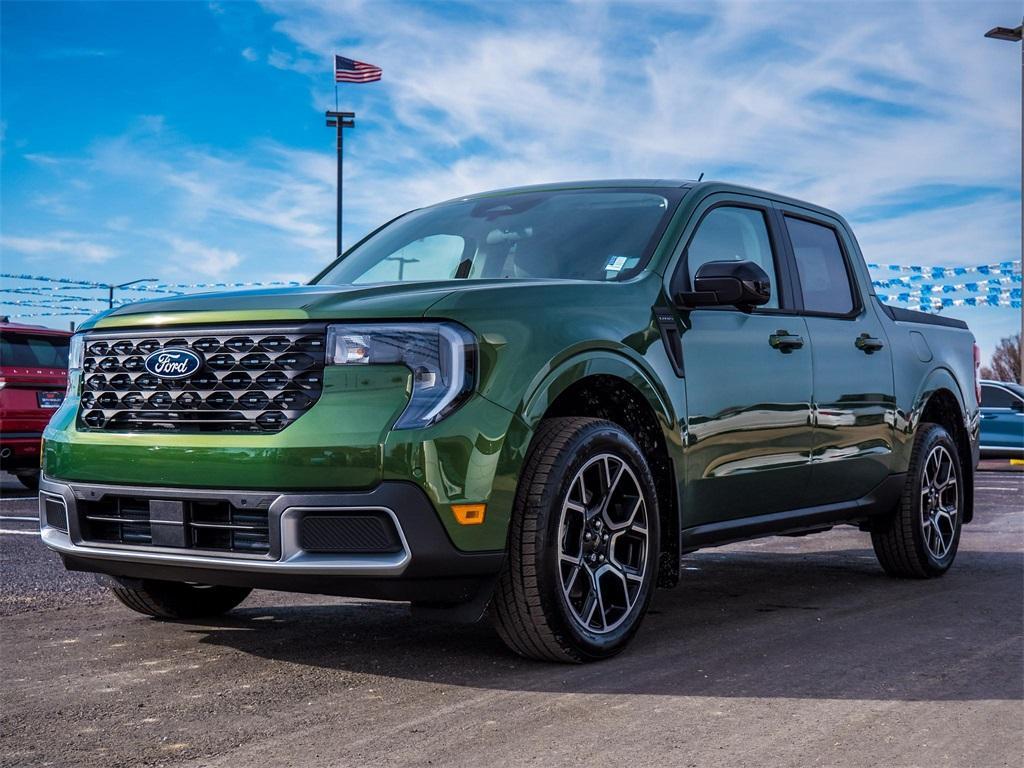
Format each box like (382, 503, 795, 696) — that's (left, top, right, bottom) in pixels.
(575, 474, 589, 508)
(593, 575, 607, 631)
(931, 520, 945, 556)
(938, 459, 954, 489)
(608, 495, 644, 532)
(581, 588, 598, 626)
(563, 563, 582, 596)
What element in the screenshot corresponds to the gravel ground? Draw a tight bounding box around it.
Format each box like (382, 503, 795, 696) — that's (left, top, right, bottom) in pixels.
(1, 469, 1021, 767)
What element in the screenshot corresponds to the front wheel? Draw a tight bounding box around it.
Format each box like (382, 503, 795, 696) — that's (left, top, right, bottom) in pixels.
(15, 471, 39, 491)
(107, 579, 252, 620)
(491, 417, 660, 662)
(871, 423, 964, 578)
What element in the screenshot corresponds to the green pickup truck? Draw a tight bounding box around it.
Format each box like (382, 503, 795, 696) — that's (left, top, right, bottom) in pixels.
(40, 180, 981, 662)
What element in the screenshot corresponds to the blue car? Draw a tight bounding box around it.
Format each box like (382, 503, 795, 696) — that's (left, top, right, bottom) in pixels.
(979, 380, 1024, 456)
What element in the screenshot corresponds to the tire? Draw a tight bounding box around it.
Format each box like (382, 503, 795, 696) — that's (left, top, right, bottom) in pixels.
(871, 423, 964, 578)
(491, 417, 661, 662)
(107, 579, 252, 620)
(15, 471, 39, 491)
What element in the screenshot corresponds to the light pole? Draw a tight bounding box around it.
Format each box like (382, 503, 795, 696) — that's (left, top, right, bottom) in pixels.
(985, 20, 1024, 384)
(104, 278, 158, 309)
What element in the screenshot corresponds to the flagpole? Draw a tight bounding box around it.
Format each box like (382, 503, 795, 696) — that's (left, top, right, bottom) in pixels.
(326, 55, 380, 258)
(326, 110, 355, 257)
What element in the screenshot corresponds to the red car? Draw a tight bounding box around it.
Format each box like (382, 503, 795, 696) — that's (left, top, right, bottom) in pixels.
(0, 321, 71, 490)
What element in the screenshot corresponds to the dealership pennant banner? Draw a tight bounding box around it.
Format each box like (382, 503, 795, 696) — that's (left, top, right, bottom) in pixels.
(1, 265, 1021, 317)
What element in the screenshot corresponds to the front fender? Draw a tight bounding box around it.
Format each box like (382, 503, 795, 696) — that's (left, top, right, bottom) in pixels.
(519, 349, 681, 437)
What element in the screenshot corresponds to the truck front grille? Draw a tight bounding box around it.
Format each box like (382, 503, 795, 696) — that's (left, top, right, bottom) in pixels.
(78, 325, 325, 433)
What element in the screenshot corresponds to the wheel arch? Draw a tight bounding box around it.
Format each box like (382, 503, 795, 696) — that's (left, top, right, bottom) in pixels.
(519, 353, 683, 587)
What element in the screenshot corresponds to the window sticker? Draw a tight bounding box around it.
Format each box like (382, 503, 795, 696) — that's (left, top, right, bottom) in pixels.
(606, 255, 629, 273)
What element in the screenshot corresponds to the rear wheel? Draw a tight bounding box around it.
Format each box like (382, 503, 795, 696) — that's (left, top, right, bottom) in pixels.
(107, 579, 251, 620)
(491, 417, 660, 662)
(871, 423, 963, 578)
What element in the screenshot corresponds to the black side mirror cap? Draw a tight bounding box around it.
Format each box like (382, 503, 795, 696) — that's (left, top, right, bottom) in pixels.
(675, 259, 772, 312)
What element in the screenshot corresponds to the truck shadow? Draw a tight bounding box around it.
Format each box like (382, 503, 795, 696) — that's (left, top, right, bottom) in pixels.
(190, 547, 1024, 702)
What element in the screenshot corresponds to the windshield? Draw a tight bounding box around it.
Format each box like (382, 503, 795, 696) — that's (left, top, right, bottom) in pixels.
(315, 189, 681, 285)
(0, 332, 69, 368)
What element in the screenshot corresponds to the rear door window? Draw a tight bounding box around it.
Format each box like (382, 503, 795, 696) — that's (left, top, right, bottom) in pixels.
(0, 332, 70, 368)
(785, 217, 856, 315)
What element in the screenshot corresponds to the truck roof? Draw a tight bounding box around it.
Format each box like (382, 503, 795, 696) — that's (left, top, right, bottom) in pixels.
(440, 179, 847, 223)
(0, 321, 72, 337)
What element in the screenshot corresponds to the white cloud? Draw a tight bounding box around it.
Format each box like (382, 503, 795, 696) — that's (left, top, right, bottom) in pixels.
(1, 233, 117, 264)
(260, 0, 1019, 223)
(22, 153, 61, 166)
(3, 0, 1018, 348)
(167, 237, 242, 278)
(853, 198, 1020, 269)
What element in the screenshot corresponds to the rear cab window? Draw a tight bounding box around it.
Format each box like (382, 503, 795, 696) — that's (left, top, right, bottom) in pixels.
(784, 216, 856, 315)
(0, 332, 70, 368)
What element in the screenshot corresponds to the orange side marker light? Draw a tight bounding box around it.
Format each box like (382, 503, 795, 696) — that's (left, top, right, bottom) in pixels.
(452, 503, 486, 525)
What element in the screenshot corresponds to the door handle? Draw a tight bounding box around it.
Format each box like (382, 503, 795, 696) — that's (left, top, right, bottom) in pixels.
(855, 333, 884, 354)
(769, 331, 804, 353)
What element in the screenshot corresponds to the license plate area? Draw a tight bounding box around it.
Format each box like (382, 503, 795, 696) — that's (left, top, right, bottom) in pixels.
(37, 391, 65, 409)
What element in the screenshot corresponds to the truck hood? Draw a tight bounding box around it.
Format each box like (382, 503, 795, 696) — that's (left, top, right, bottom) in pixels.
(81, 279, 597, 331)
(82, 282, 460, 330)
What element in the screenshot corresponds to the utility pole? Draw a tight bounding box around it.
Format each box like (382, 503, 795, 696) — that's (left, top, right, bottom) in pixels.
(384, 255, 420, 280)
(985, 19, 1024, 384)
(103, 278, 157, 309)
(326, 110, 356, 257)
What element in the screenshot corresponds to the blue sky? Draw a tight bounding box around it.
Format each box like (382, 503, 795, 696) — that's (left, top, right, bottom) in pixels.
(0, 0, 1020, 358)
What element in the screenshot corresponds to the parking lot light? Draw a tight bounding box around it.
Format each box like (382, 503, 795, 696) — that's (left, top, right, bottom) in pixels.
(984, 20, 1024, 384)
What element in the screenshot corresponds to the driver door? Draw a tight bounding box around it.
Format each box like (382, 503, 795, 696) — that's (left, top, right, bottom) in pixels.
(672, 195, 814, 526)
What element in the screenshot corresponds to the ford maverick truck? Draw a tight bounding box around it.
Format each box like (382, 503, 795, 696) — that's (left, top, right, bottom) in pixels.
(39, 181, 980, 662)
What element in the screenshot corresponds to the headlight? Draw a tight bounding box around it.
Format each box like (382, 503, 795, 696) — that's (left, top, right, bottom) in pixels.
(326, 322, 477, 430)
(67, 334, 84, 397)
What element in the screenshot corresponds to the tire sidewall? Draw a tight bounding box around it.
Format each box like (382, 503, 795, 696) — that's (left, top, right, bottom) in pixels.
(532, 424, 660, 660)
(910, 426, 964, 576)
(16, 471, 40, 491)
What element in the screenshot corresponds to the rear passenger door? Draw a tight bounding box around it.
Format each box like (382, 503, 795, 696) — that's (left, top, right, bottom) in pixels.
(775, 206, 897, 506)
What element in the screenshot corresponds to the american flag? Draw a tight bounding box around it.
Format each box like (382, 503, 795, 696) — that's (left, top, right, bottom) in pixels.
(335, 55, 382, 83)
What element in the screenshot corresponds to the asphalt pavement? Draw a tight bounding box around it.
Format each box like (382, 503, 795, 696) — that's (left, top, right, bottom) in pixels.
(1, 469, 1021, 767)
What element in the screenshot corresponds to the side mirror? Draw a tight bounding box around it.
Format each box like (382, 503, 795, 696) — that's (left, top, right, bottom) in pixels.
(1011, 399, 1024, 412)
(676, 260, 772, 312)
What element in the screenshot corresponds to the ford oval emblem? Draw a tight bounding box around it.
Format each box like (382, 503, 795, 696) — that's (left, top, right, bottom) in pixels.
(144, 348, 202, 379)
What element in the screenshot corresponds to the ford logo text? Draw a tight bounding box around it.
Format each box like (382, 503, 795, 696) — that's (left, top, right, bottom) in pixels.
(144, 349, 202, 379)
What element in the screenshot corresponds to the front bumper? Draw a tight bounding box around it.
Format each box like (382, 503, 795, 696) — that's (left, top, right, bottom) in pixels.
(44, 367, 528, 552)
(39, 475, 504, 602)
